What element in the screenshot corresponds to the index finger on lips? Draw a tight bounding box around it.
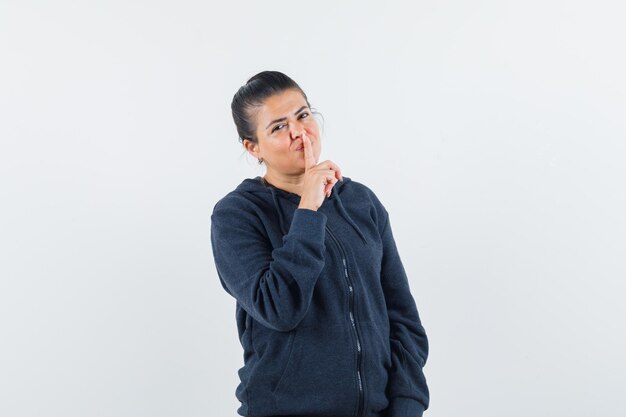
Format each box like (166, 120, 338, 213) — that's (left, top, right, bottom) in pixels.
(302, 132, 315, 171)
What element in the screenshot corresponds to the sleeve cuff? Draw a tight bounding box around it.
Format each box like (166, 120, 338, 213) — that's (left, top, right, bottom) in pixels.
(290, 208, 327, 236)
(384, 397, 426, 417)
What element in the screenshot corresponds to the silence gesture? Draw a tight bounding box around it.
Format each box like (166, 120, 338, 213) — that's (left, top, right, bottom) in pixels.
(298, 131, 343, 211)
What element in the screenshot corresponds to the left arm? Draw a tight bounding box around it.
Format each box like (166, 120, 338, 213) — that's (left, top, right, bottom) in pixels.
(379, 207, 430, 417)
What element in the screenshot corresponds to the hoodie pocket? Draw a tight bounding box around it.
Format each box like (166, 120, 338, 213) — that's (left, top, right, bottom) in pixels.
(270, 324, 357, 415)
(389, 338, 408, 374)
(272, 329, 297, 393)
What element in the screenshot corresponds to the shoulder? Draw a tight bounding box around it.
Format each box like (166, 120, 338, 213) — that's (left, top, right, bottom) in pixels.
(343, 178, 388, 210)
(210, 190, 266, 234)
(340, 177, 390, 232)
(211, 190, 250, 213)
(211, 175, 272, 213)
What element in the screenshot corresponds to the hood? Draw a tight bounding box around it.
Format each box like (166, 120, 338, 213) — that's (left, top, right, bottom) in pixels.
(233, 175, 368, 244)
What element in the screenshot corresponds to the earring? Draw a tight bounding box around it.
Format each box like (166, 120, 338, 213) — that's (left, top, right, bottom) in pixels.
(258, 157, 264, 164)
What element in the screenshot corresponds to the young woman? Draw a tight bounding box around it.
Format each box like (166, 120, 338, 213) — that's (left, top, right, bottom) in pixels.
(210, 71, 430, 417)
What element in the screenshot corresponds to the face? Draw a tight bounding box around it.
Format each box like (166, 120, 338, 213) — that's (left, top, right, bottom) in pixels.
(245, 88, 321, 174)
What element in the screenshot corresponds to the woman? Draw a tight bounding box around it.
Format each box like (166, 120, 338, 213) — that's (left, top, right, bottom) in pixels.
(210, 71, 429, 417)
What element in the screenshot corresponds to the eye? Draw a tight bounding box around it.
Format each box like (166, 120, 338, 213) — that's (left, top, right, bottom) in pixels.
(271, 124, 284, 133)
(270, 113, 309, 133)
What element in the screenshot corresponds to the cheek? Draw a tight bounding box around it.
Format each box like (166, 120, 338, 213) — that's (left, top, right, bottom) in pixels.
(278, 141, 293, 155)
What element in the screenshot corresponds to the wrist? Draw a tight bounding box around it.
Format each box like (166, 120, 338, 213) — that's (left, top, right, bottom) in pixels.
(298, 201, 318, 211)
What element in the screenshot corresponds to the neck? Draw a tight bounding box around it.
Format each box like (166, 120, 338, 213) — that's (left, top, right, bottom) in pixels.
(262, 171, 305, 196)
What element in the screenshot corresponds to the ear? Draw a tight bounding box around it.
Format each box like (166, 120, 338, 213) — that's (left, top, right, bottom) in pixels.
(243, 139, 260, 159)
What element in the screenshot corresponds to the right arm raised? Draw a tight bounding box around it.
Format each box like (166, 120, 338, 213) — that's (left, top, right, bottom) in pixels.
(210, 201, 327, 332)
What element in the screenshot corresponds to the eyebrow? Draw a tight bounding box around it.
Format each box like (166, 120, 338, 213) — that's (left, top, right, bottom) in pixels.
(266, 105, 309, 130)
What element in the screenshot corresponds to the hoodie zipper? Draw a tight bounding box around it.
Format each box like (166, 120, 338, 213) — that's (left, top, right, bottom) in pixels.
(325, 225, 364, 417)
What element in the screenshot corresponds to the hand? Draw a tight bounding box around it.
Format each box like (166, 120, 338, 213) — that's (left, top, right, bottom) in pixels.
(298, 131, 343, 211)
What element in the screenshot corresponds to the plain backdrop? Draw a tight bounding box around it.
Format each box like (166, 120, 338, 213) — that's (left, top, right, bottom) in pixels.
(1, 1, 625, 416)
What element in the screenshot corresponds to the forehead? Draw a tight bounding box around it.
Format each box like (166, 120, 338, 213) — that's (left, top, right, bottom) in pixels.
(258, 89, 306, 119)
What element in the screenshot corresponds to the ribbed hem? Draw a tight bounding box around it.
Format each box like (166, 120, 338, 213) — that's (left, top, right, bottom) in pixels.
(384, 397, 426, 417)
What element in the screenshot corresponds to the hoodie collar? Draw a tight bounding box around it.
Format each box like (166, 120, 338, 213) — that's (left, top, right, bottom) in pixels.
(235, 176, 368, 245)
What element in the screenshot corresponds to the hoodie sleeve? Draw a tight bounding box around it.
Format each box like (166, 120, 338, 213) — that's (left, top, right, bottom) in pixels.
(379, 208, 430, 417)
(210, 200, 327, 332)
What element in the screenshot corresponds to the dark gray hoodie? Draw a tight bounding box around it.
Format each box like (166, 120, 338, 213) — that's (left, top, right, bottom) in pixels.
(210, 175, 429, 417)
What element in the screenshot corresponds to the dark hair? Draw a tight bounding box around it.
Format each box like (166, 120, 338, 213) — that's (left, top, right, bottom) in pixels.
(231, 70, 323, 146)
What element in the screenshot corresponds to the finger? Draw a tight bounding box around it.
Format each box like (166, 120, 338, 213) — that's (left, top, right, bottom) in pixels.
(302, 131, 315, 171)
(318, 160, 343, 182)
(324, 175, 338, 197)
(330, 162, 343, 182)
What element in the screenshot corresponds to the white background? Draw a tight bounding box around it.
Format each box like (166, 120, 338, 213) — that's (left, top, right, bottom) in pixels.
(1, 1, 625, 416)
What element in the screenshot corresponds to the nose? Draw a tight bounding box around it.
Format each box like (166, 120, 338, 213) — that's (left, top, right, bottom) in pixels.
(290, 127, 304, 140)
(289, 120, 306, 138)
